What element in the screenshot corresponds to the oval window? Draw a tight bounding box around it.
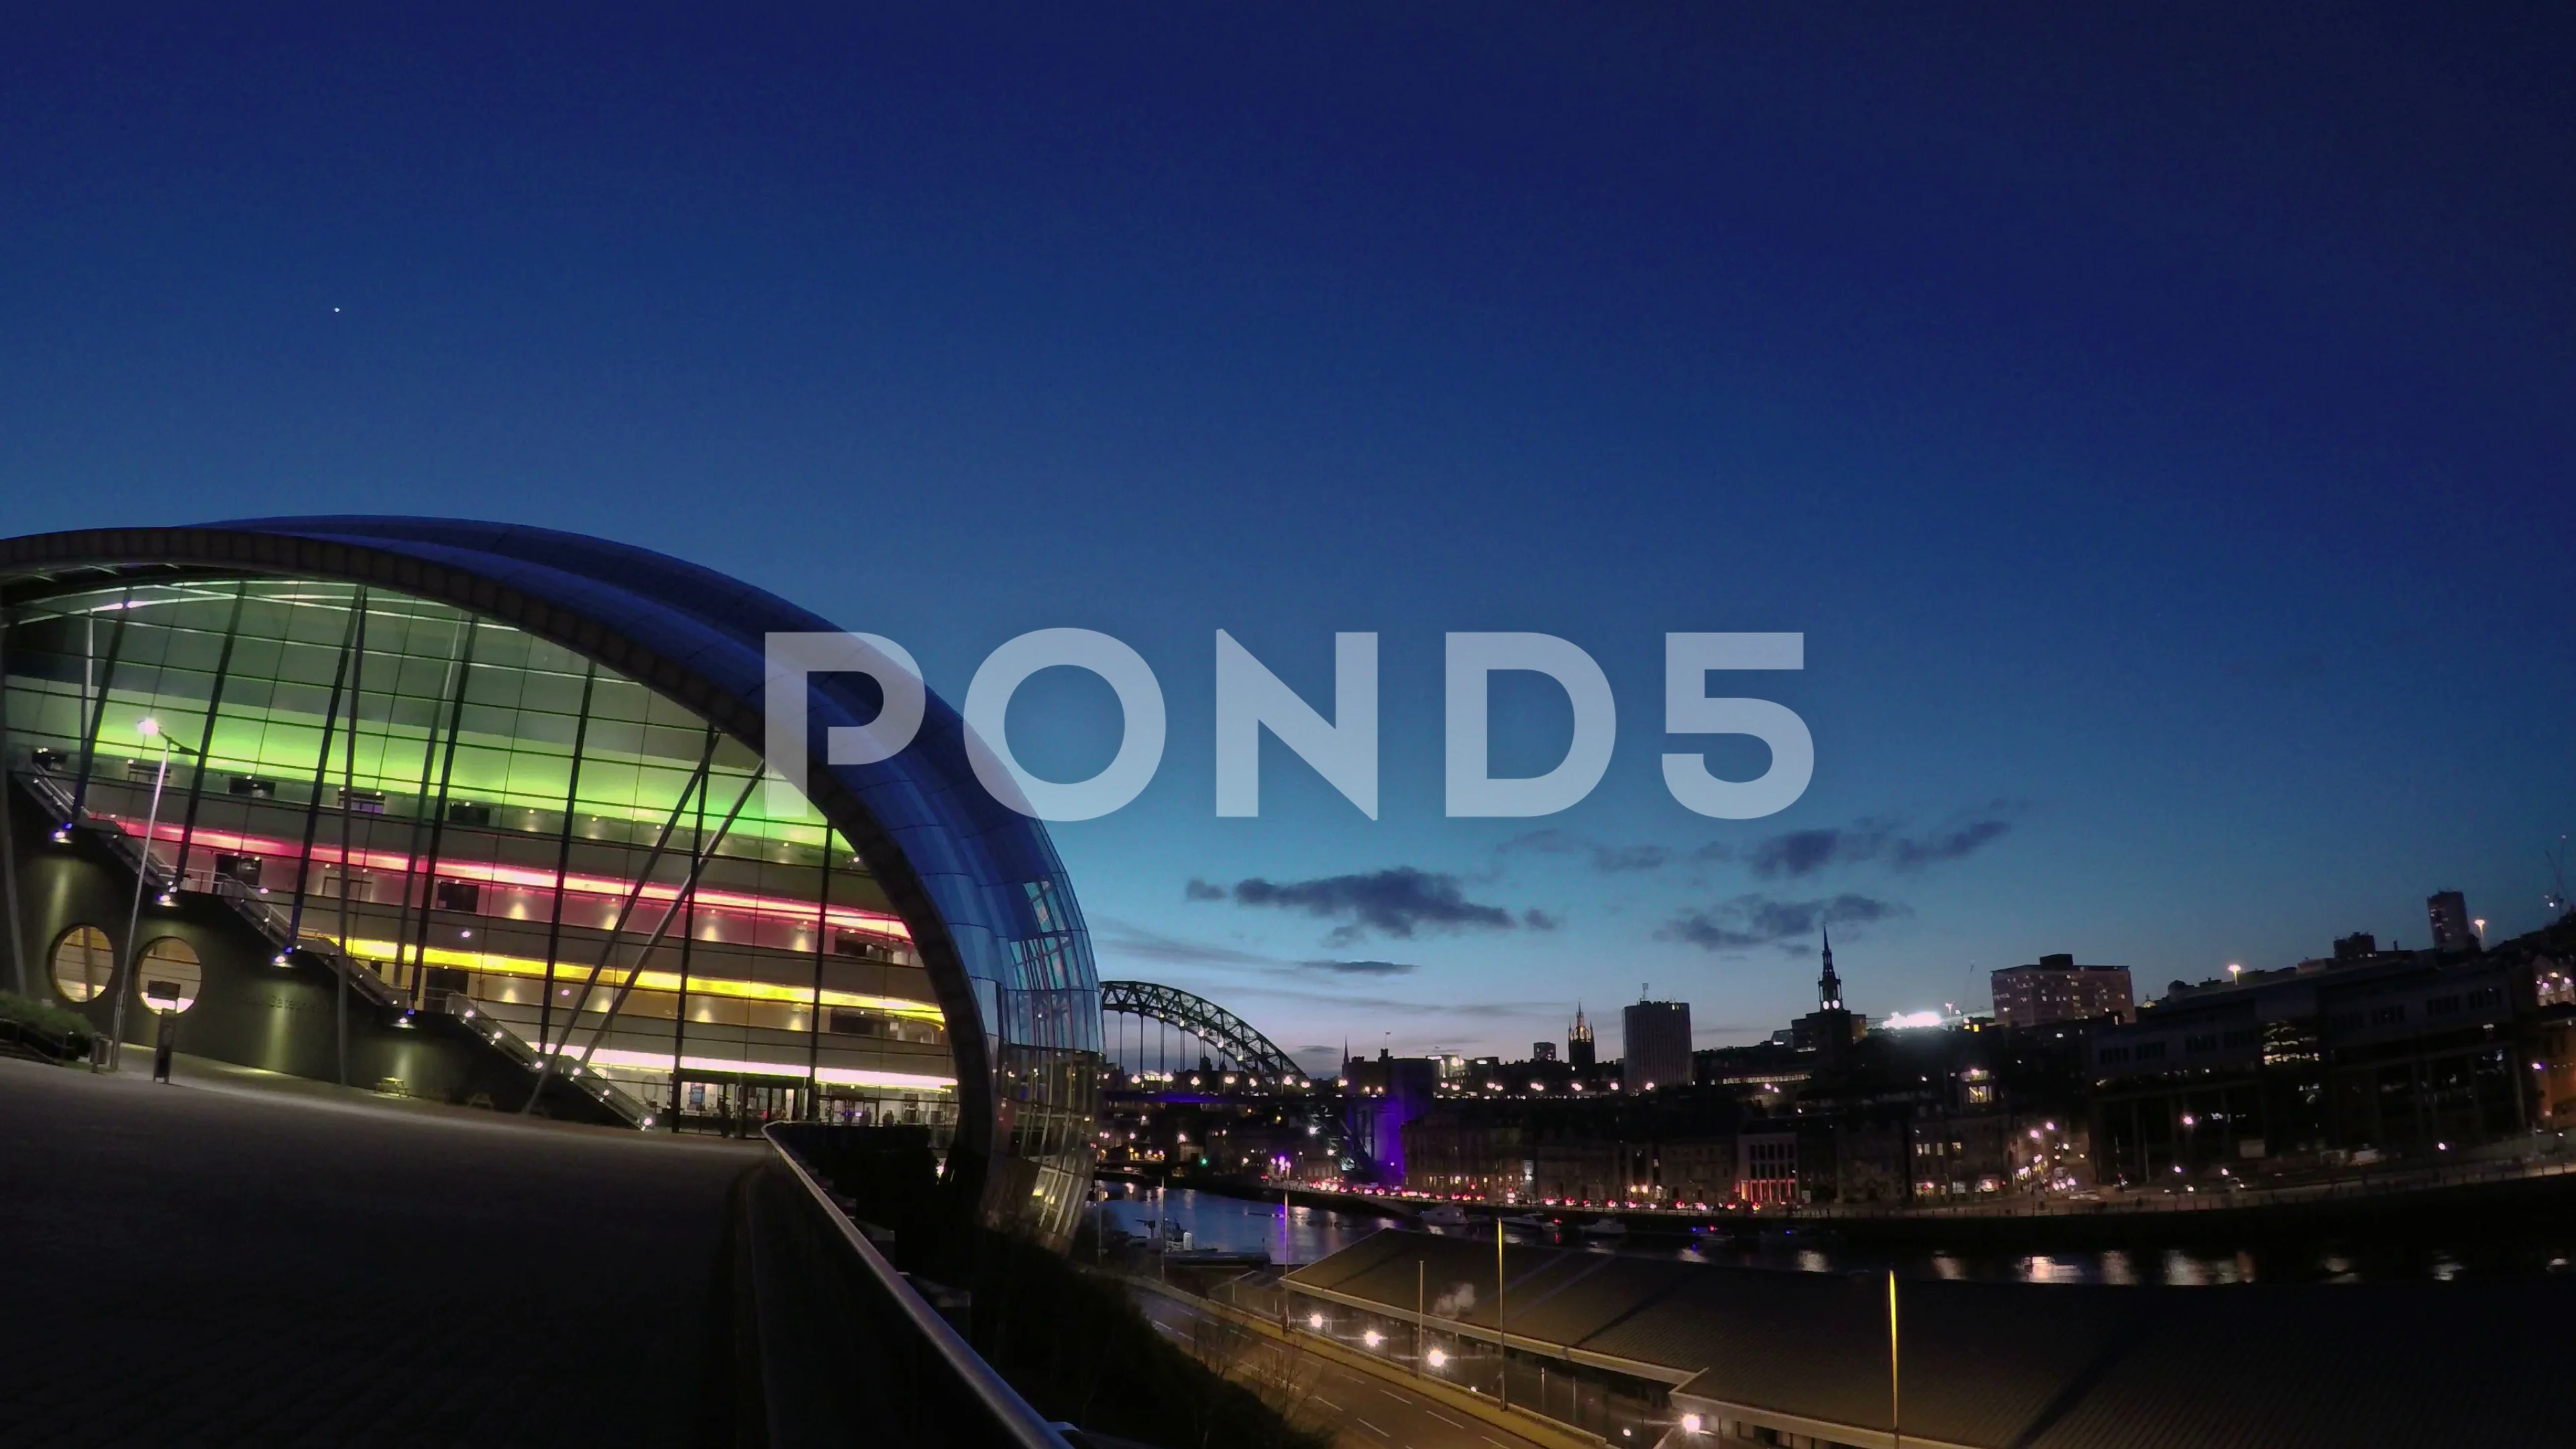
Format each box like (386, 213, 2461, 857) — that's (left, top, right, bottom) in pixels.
(50, 924, 115, 1004)
(134, 938, 203, 1014)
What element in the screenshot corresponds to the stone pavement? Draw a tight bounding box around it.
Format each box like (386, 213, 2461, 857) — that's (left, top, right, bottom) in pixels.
(0, 1055, 763, 1446)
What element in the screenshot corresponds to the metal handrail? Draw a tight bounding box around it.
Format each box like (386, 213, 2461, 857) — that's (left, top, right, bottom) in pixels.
(21, 761, 415, 1012)
(760, 1124, 1073, 1449)
(15, 757, 651, 1126)
(447, 997, 654, 1127)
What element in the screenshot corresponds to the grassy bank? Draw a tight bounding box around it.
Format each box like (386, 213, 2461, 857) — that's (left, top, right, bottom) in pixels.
(779, 1125, 1327, 1449)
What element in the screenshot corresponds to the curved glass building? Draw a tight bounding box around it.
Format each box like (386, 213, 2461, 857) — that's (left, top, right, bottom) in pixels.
(0, 520, 1099, 1244)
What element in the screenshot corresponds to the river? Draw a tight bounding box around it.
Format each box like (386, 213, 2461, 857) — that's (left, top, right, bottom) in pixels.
(1091, 1183, 2576, 1283)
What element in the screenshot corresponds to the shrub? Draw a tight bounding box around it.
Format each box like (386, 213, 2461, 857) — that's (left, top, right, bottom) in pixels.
(0, 989, 96, 1057)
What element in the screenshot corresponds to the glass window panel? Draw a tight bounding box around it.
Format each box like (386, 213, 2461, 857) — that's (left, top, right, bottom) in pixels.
(463, 662, 524, 708)
(276, 640, 346, 687)
(50, 925, 115, 1002)
(160, 624, 227, 674)
(392, 653, 453, 699)
(506, 708, 579, 751)
(517, 671, 586, 716)
(283, 598, 353, 645)
(503, 751, 575, 804)
(474, 629, 533, 671)
(641, 724, 706, 764)
(590, 678, 653, 722)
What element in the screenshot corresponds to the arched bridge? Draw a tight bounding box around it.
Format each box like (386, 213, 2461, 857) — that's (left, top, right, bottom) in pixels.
(1099, 979, 1309, 1087)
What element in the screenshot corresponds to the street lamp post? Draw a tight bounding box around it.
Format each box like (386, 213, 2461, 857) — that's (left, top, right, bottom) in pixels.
(1495, 1220, 1508, 1411)
(102, 717, 195, 1074)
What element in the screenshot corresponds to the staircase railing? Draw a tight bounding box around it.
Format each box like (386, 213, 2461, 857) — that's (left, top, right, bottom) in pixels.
(443, 996, 655, 1128)
(13, 754, 651, 1128)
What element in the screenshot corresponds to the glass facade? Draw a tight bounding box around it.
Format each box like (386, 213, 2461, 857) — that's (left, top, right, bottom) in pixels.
(2, 561, 1099, 1242)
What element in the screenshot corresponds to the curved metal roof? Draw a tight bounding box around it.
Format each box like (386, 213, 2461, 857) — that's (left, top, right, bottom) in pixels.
(0, 518, 1099, 1238)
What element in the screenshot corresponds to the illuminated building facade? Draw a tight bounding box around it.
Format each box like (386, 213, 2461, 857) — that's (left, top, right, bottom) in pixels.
(0, 521, 1099, 1244)
(1617, 998, 1690, 1093)
(1990, 953, 2136, 1028)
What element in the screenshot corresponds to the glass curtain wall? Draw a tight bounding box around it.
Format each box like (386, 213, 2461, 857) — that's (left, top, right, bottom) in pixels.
(3, 578, 957, 1135)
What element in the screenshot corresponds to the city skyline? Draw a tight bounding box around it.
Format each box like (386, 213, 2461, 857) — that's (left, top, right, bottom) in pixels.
(4, 5, 2569, 1069)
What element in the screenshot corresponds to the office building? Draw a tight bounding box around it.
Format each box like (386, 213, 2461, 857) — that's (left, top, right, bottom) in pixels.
(2428, 890, 2477, 953)
(1621, 998, 1692, 1093)
(1990, 954, 2136, 1028)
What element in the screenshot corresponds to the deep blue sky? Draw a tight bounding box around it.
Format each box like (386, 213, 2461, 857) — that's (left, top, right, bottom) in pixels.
(5, 5, 2571, 1069)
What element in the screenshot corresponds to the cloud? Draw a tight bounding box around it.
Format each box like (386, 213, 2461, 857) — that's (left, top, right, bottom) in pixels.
(1183, 879, 1228, 901)
(1887, 818, 2012, 870)
(1195, 867, 1527, 945)
(1094, 919, 1427, 981)
(1749, 826, 1876, 879)
(1499, 828, 1673, 873)
(1206, 981, 1569, 1018)
(1296, 958, 1419, 976)
(1658, 893, 1908, 953)
(1092, 918, 1281, 971)
(1593, 844, 1672, 873)
(1747, 810, 2017, 878)
(1523, 909, 1560, 931)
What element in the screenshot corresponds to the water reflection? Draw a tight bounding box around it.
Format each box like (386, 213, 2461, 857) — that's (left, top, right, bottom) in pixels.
(1093, 1183, 1401, 1263)
(2023, 1255, 2082, 1283)
(1095, 1183, 2569, 1283)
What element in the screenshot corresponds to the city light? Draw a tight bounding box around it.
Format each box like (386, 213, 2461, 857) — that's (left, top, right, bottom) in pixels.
(1307, 1313, 1324, 1330)
(1426, 1348, 1447, 1368)
(1362, 1330, 1382, 1348)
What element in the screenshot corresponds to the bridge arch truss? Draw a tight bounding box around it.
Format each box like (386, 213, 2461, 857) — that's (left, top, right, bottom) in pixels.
(1099, 980, 1309, 1087)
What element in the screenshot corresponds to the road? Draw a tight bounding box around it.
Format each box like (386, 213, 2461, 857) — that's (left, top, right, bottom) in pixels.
(0, 1055, 762, 1446)
(1133, 1288, 1560, 1449)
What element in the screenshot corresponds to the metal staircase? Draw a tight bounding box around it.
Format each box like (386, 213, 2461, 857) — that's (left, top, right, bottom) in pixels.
(13, 759, 653, 1127)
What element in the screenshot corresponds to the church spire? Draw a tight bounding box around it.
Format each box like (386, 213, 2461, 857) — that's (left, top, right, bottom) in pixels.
(1819, 924, 1843, 1010)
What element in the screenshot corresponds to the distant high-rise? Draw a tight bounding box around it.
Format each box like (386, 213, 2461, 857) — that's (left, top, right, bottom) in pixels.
(2334, 932, 2379, 961)
(1990, 953, 2135, 1027)
(2427, 891, 2477, 953)
(1531, 1040, 1558, 1063)
(1621, 998, 1692, 1093)
(1568, 1006, 1596, 1069)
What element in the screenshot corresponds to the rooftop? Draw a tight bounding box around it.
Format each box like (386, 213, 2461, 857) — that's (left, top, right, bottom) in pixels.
(1283, 1228, 2576, 1448)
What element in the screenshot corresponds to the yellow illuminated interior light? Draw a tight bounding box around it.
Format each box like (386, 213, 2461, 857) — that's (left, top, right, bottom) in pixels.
(336, 937, 947, 1022)
(576, 1046, 953, 1091)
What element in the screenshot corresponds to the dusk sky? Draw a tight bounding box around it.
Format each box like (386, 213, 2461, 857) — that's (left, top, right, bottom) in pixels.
(6, 5, 2571, 1071)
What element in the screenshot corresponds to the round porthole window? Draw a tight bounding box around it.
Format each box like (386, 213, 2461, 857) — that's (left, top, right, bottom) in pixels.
(50, 924, 115, 1004)
(133, 938, 203, 1014)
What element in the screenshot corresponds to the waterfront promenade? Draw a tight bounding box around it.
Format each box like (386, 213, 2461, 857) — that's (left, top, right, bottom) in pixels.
(0, 1056, 760, 1446)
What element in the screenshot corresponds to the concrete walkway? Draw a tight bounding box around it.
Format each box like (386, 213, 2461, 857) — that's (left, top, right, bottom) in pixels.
(0, 1056, 762, 1446)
